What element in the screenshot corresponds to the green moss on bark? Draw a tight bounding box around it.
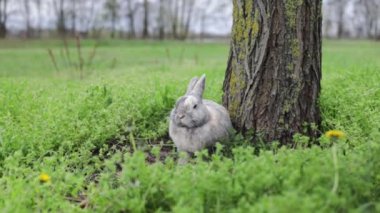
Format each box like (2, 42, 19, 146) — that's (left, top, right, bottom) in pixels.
(291, 39, 301, 58)
(232, 0, 260, 42)
(285, 0, 303, 28)
(228, 67, 246, 118)
(252, 9, 260, 38)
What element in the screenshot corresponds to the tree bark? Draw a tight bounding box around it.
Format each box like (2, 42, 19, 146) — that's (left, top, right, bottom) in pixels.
(0, 0, 8, 38)
(336, 6, 344, 38)
(158, 0, 165, 40)
(142, 0, 149, 38)
(34, 0, 42, 38)
(54, 0, 67, 37)
(127, 13, 136, 38)
(223, 0, 322, 144)
(171, 0, 179, 39)
(0, 22, 5, 38)
(23, 0, 32, 38)
(125, 0, 137, 38)
(182, 0, 195, 40)
(70, 0, 77, 36)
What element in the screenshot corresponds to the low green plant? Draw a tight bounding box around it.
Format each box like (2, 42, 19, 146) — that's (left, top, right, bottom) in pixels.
(0, 40, 379, 212)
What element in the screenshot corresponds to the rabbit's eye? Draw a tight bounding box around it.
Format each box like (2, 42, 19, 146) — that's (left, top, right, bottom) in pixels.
(193, 104, 197, 109)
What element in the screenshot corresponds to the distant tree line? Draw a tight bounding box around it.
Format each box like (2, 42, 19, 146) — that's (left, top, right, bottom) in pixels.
(323, 0, 380, 39)
(0, 0, 379, 40)
(0, 0, 231, 39)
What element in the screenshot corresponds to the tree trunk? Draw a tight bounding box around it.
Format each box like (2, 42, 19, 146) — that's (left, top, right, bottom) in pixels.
(57, 9, 66, 37)
(111, 15, 116, 38)
(35, 0, 42, 38)
(223, 0, 322, 144)
(70, 0, 77, 36)
(182, 0, 195, 40)
(337, 8, 344, 38)
(200, 12, 206, 40)
(24, 0, 33, 38)
(127, 13, 136, 38)
(158, 0, 165, 40)
(335, 0, 347, 38)
(0, 0, 8, 38)
(55, 0, 67, 37)
(171, 0, 179, 39)
(0, 22, 6, 38)
(142, 0, 149, 38)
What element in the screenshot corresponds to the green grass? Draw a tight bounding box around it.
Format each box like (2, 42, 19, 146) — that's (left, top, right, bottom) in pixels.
(0, 39, 379, 212)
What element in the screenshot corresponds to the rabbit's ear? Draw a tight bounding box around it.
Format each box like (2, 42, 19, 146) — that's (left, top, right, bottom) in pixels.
(191, 74, 206, 98)
(186, 77, 199, 95)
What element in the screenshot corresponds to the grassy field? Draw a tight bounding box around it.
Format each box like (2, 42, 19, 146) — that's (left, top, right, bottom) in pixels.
(0, 39, 379, 212)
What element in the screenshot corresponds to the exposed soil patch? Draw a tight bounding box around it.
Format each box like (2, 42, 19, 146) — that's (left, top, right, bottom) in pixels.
(70, 133, 176, 208)
(92, 132, 175, 164)
(145, 144, 176, 164)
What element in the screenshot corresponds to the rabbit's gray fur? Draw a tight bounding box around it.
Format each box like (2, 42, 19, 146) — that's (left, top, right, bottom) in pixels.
(169, 74, 233, 153)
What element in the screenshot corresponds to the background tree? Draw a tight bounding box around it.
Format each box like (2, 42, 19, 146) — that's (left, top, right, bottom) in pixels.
(334, 0, 348, 38)
(322, 0, 335, 38)
(157, 0, 165, 39)
(355, 0, 380, 39)
(33, 0, 42, 37)
(179, 0, 195, 39)
(142, 0, 149, 38)
(68, 0, 76, 36)
(223, 0, 322, 144)
(22, 0, 32, 38)
(104, 0, 120, 38)
(52, 0, 67, 37)
(0, 0, 9, 38)
(0, 0, 378, 40)
(124, 0, 138, 38)
(169, 0, 179, 38)
(195, 0, 230, 39)
(165, 0, 195, 39)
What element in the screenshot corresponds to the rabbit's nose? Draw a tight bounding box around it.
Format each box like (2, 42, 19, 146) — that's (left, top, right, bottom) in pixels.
(178, 114, 185, 119)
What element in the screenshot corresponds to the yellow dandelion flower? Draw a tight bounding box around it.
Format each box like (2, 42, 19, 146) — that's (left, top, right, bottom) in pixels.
(325, 130, 345, 139)
(39, 173, 51, 183)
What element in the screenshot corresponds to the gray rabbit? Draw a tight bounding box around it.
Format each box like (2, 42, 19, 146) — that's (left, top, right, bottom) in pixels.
(169, 74, 233, 155)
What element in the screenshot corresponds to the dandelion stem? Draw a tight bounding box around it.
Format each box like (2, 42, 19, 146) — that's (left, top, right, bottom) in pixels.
(331, 143, 339, 194)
